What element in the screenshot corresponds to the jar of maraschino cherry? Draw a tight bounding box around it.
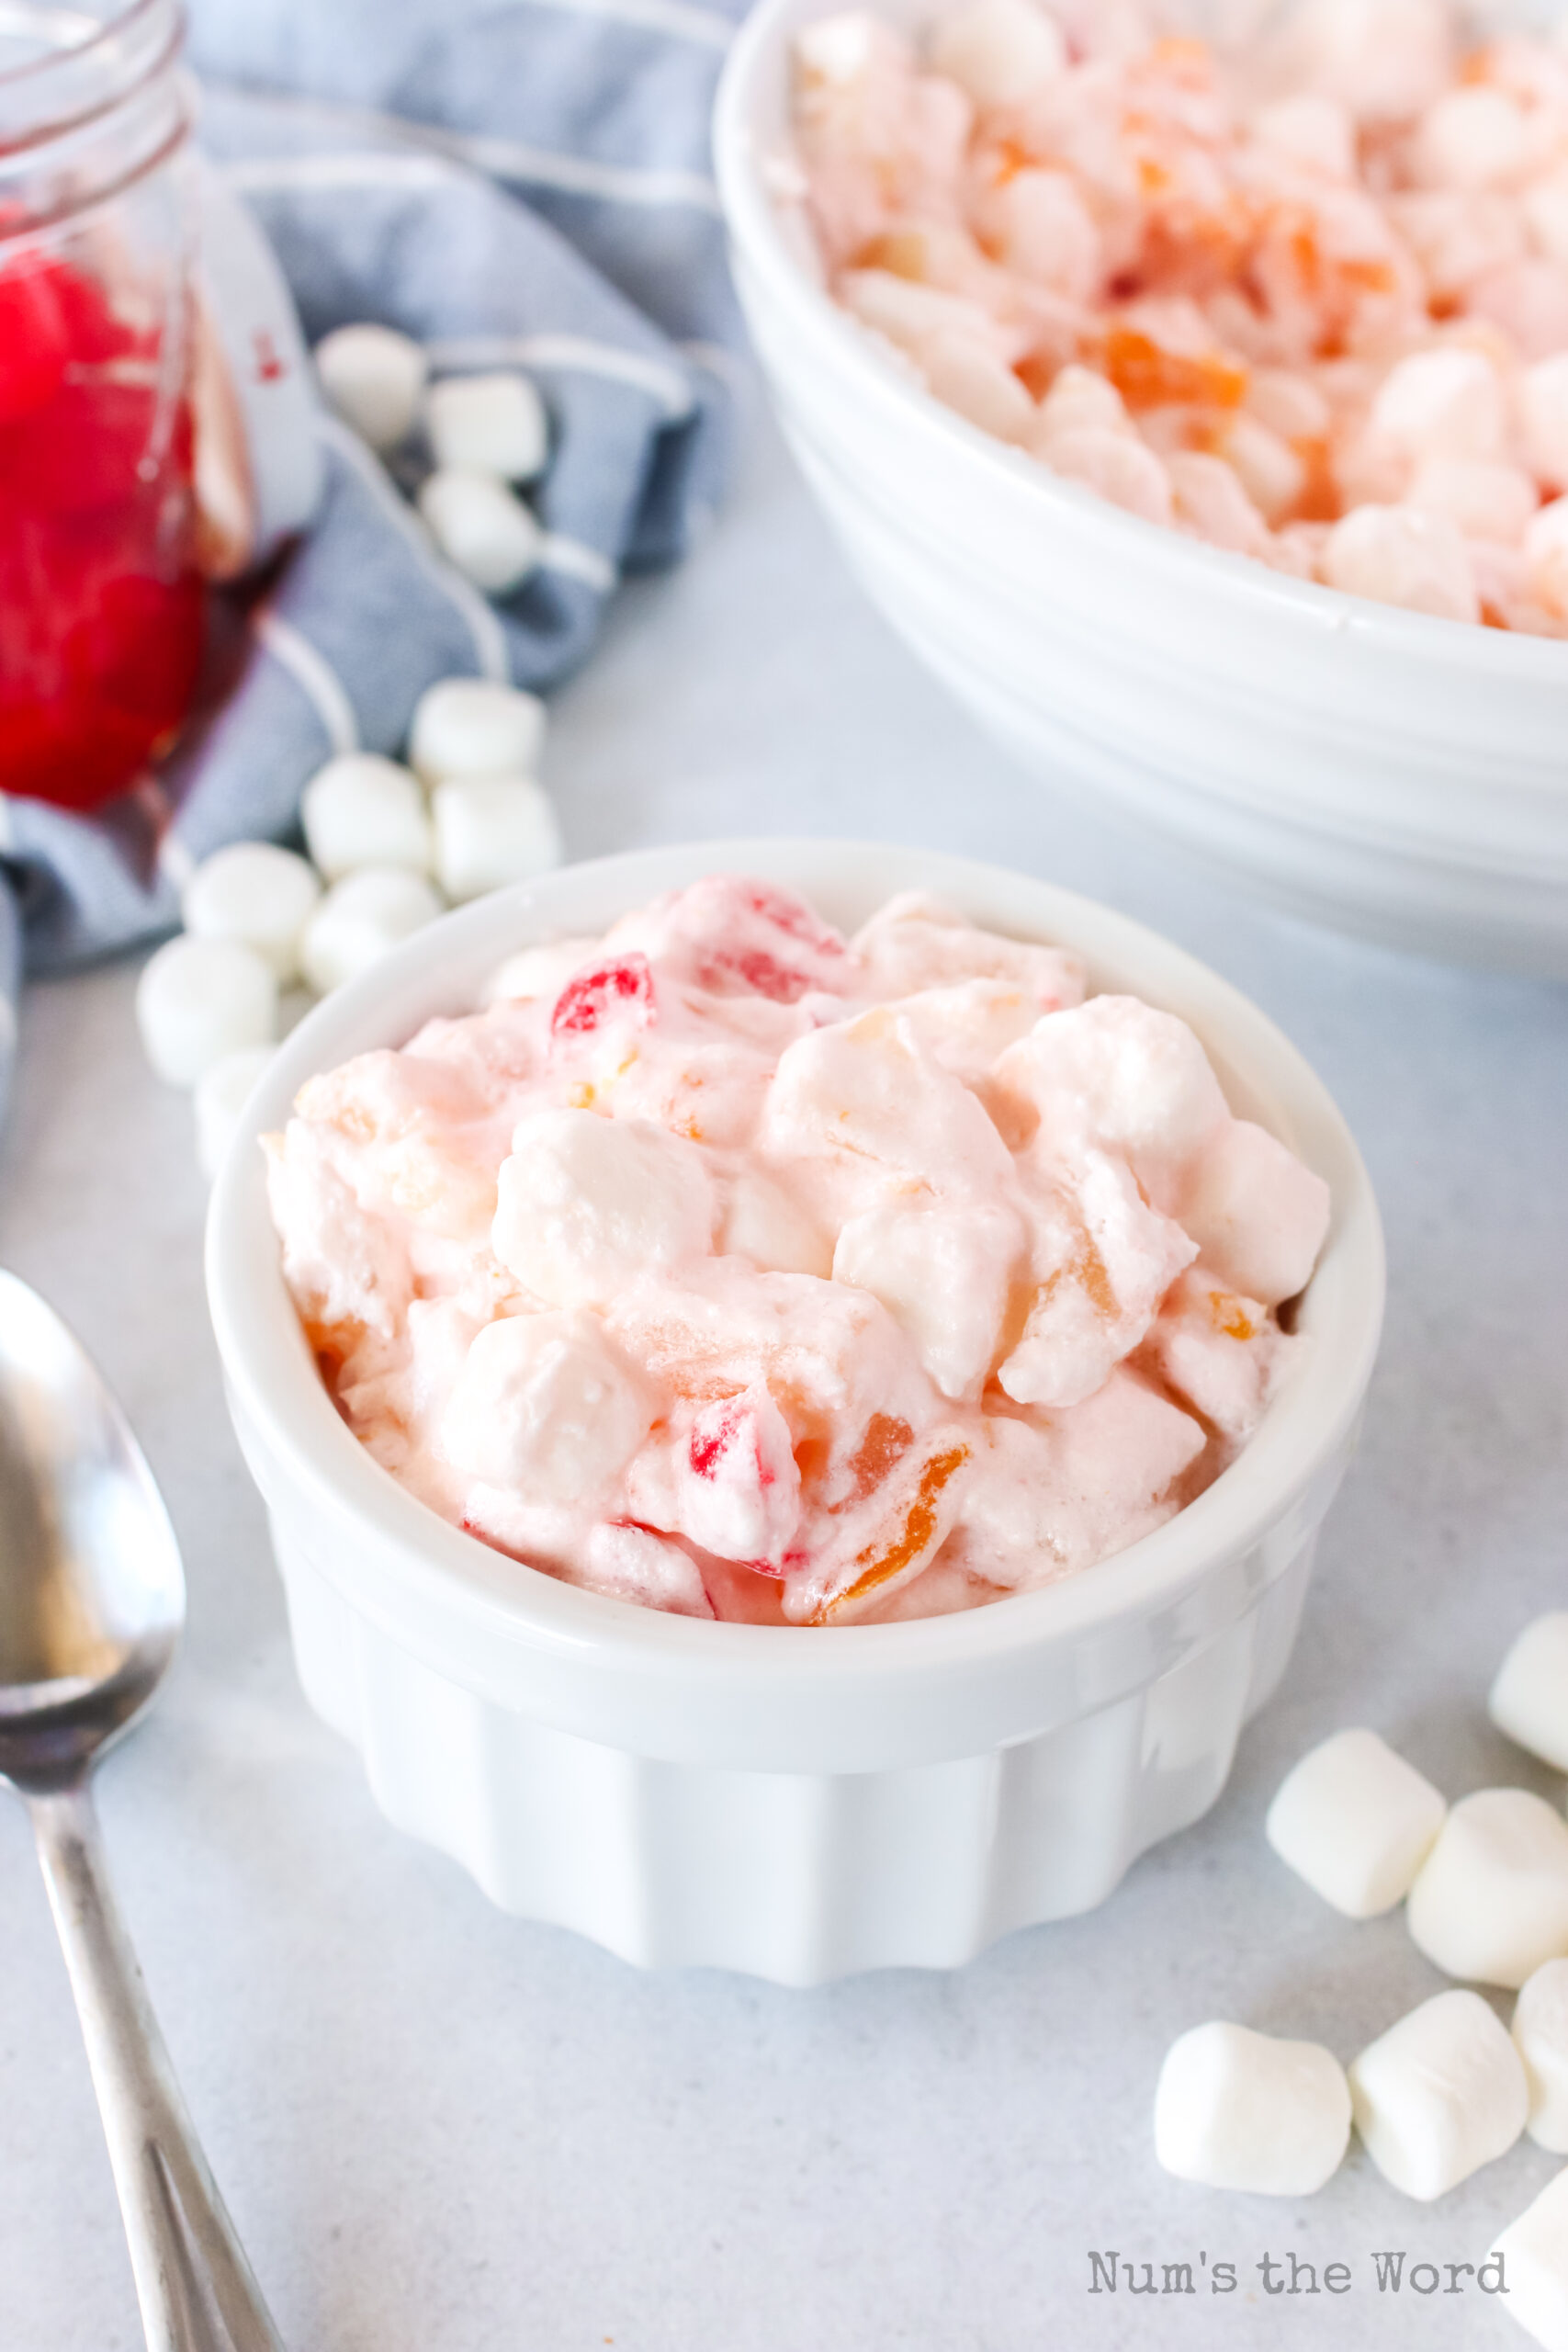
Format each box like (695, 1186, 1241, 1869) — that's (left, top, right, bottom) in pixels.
(0, 0, 204, 813)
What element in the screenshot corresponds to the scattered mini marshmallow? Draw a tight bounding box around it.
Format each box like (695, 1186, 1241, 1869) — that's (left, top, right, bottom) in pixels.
(194, 1046, 276, 1182)
(409, 675, 547, 786)
(299, 867, 445, 996)
(425, 371, 547, 483)
(1154, 2021, 1351, 2196)
(181, 842, 321, 983)
(1516, 1959, 1568, 2154)
(432, 777, 562, 903)
(417, 467, 541, 594)
(1490, 1613, 1568, 1773)
(136, 937, 278, 1090)
(1266, 1727, 1448, 1919)
(1406, 1789, 1568, 1990)
(300, 754, 431, 883)
(1348, 1988, 1529, 2201)
(314, 322, 428, 452)
(1490, 2165, 1568, 2352)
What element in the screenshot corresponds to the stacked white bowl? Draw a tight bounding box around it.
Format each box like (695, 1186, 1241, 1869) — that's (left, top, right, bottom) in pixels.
(714, 0, 1568, 977)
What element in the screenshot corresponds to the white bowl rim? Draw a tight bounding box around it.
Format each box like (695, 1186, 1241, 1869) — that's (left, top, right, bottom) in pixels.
(712, 0, 1568, 691)
(206, 837, 1385, 1715)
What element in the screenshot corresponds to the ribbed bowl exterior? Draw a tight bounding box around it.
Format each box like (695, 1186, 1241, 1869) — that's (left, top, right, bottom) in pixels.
(714, 0, 1568, 978)
(208, 841, 1384, 1984)
(262, 1494, 1323, 1985)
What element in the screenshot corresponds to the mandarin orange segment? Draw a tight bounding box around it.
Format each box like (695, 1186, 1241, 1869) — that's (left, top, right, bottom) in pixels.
(818, 1443, 970, 1620)
(1208, 1291, 1256, 1343)
(1100, 326, 1248, 411)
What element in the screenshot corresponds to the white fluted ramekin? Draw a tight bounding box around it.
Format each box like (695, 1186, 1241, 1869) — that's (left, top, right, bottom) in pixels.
(207, 841, 1383, 1984)
(713, 0, 1568, 977)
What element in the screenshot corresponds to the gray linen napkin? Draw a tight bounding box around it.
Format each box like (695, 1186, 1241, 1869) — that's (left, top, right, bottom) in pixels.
(0, 0, 746, 1114)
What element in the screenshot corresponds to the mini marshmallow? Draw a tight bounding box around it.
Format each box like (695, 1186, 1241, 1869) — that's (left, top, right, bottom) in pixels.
(1409, 456, 1540, 542)
(1520, 354, 1568, 489)
(1168, 451, 1270, 555)
(1406, 1790, 1568, 1989)
(1037, 424, 1174, 524)
(492, 1108, 715, 1311)
(417, 468, 541, 594)
(181, 842, 321, 982)
(1370, 347, 1507, 462)
(1413, 85, 1531, 192)
(1177, 1118, 1332, 1306)
(409, 676, 547, 786)
(1266, 1728, 1448, 1918)
(1213, 413, 1306, 527)
(988, 172, 1100, 300)
(833, 1199, 1022, 1401)
(1032, 365, 1133, 449)
(441, 1309, 651, 1501)
(1515, 1959, 1568, 2153)
(671, 1382, 802, 1564)
(432, 777, 563, 904)
(1526, 496, 1568, 617)
(1349, 1989, 1529, 2201)
(1527, 170, 1568, 271)
(425, 371, 547, 483)
(1322, 503, 1481, 622)
(1491, 1613, 1568, 1772)
(1154, 2021, 1351, 2196)
(928, 0, 1064, 107)
(194, 1046, 276, 1182)
(920, 330, 1034, 443)
(299, 867, 445, 996)
(300, 754, 431, 882)
(136, 936, 277, 1089)
(717, 1167, 834, 1278)
(1490, 2166, 1568, 2352)
(314, 322, 428, 451)
(581, 1521, 711, 1619)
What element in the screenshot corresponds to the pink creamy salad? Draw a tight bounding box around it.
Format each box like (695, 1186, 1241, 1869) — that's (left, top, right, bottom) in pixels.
(265, 878, 1330, 1625)
(791, 0, 1568, 633)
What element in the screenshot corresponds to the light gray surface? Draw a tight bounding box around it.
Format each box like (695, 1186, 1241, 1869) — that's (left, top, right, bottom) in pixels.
(1, 406, 1565, 2352)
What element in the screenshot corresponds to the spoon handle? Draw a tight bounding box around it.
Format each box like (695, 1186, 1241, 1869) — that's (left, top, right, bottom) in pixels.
(28, 1781, 288, 2352)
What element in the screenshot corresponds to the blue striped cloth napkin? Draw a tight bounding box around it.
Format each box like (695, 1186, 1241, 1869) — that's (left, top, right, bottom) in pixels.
(0, 0, 747, 1121)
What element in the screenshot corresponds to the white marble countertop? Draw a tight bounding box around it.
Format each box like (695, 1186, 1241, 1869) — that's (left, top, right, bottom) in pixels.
(2, 404, 1565, 2352)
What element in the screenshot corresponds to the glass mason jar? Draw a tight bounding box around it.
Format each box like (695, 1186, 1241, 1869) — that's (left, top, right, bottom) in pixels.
(0, 0, 203, 813)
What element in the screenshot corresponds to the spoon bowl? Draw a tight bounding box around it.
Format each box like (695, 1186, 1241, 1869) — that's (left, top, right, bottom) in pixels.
(0, 1269, 285, 2352)
(0, 1269, 183, 1785)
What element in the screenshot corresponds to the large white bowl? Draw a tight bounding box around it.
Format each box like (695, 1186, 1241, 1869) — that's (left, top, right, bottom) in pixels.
(714, 1, 1568, 977)
(206, 840, 1383, 1984)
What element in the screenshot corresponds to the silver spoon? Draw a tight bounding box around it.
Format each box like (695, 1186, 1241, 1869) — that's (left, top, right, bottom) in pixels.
(0, 1268, 287, 2352)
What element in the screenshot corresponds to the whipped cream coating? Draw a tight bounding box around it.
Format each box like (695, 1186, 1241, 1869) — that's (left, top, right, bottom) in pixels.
(265, 877, 1330, 1624)
(792, 0, 1568, 635)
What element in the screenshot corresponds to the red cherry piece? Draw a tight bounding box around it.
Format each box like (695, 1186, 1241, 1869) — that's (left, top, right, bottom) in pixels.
(550, 953, 657, 1036)
(688, 1396, 744, 1482)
